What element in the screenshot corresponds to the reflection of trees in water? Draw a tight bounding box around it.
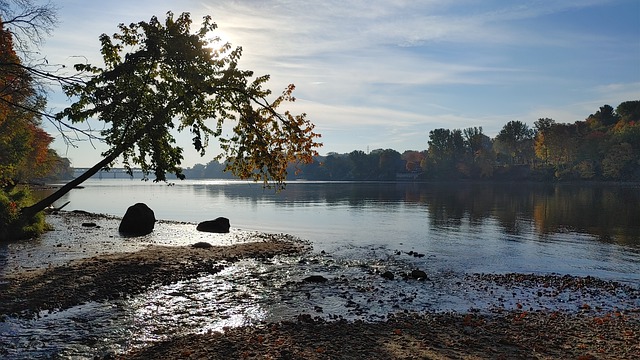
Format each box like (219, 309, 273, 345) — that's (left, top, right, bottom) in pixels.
(535, 185, 640, 246)
(420, 183, 639, 246)
(192, 182, 639, 246)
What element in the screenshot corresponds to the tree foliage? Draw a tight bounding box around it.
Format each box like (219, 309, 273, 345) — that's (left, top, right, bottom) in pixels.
(18, 11, 322, 223)
(0, 16, 55, 186)
(0, 13, 61, 240)
(58, 12, 320, 184)
(494, 120, 534, 165)
(182, 100, 639, 182)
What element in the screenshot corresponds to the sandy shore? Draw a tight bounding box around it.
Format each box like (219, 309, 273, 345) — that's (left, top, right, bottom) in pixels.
(1, 211, 638, 359)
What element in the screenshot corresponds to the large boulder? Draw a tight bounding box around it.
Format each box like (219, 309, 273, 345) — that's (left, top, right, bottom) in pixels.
(119, 203, 156, 236)
(196, 217, 230, 233)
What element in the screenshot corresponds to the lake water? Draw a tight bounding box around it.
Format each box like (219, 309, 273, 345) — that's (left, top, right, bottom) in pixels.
(2, 180, 640, 358)
(51, 179, 640, 280)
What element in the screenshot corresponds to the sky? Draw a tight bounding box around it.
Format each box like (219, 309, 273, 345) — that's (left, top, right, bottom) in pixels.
(35, 0, 640, 168)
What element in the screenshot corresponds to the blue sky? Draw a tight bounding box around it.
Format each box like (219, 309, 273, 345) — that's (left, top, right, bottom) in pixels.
(39, 0, 640, 167)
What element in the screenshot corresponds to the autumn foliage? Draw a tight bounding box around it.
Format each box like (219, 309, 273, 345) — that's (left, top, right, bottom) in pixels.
(0, 20, 56, 187)
(0, 19, 60, 240)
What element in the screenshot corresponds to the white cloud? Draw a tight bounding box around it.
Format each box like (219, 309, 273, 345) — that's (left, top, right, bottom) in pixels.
(36, 0, 639, 167)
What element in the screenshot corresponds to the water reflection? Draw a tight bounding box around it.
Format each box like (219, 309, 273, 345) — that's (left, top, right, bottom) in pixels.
(32, 180, 640, 253)
(187, 182, 640, 247)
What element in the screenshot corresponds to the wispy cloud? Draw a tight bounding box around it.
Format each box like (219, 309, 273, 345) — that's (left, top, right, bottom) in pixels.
(40, 0, 640, 166)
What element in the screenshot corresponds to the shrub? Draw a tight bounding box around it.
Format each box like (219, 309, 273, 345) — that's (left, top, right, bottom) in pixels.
(0, 187, 50, 241)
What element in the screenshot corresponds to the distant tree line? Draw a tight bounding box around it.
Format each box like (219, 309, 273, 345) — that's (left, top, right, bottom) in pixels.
(183, 100, 640, 182)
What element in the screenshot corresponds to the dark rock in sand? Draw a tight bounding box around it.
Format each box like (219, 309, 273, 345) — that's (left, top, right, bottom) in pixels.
(196, 217, 230, 233)
(119, 203, 156, 236)
(410, 269, 429, 280)
(191, 242, 213, 249)
(81, 222, 97, 227)
(407, 250, 425, 258)
(303, 275, 328, 283)
(381, 271, 395, 280)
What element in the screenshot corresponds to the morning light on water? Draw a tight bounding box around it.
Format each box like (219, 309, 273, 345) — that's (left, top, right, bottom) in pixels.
(1, 0, 639, 358)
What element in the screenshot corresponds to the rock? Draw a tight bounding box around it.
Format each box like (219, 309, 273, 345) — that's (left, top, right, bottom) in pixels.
(303, 275, 328, 283)
(381, 271, 395, 280)
(191, 242, 213, 249)
(118, 203, 155, 236)
(81, 222, 97, 227)
(410, 269, 429, 280)
(196, 217, 230, 233)
(407, 250, 425, 258)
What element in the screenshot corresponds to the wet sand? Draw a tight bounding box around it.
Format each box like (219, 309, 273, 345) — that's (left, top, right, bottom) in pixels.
(1, 211, 638, 359)
(0, 241, 306, 317)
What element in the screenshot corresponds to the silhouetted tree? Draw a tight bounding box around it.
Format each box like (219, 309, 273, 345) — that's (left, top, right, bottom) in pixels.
(19, 12, 321, 223)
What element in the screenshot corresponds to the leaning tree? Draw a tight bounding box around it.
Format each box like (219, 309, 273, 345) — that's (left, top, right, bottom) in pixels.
(19, 11, 321, 221)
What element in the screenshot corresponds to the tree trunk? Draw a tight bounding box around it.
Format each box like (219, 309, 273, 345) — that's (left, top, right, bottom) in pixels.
(20, 151, 120, 220)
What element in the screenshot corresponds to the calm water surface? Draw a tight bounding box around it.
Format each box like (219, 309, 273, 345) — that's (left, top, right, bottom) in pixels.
(52, 179, 640, 279)
(1, 180, 639, 358)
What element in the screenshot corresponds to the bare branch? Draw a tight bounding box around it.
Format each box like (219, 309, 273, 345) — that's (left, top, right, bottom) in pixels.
(0, 0, 58, 55)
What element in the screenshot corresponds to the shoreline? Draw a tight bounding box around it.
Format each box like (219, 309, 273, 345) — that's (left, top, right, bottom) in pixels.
(123, 311, 639, 360)
(1, 211, 639, 359)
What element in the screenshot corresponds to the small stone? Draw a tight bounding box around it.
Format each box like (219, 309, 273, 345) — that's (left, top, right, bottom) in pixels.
(381, 271, 395, 280)
(410, 269, 429, 280)
(191, 242, 213, 249)
(303, 275, 328, 283)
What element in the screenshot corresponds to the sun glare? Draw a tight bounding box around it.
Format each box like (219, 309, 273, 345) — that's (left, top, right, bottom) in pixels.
(205, 28, 234, 56)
